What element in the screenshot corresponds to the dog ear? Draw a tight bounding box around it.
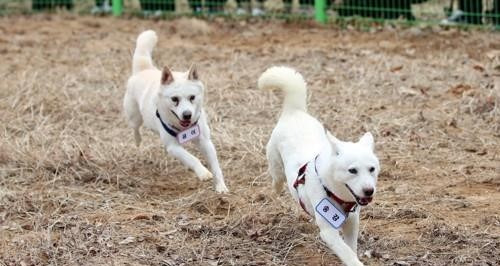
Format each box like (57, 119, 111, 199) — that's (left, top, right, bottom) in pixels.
(187, 63, 198, 81)
(326, 130, 341, 155)
(161, 66, 174, 85)
(359, 132, 375, 151)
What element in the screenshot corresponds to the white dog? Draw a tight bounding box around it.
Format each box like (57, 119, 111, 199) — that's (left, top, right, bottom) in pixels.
(259, 66, 379, 266)
(123, 30, 229, 193)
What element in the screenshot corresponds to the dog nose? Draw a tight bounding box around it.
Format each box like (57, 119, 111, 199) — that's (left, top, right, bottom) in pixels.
(182, 111, 192, 120)
(363, 188, 374, 197)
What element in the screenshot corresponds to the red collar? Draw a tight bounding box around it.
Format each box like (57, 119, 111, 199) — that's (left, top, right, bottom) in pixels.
(293, 160, 357, 215)
(323, 184, 358, 213)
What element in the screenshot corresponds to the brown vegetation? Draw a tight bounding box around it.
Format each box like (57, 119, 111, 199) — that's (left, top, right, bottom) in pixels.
(0, 15, 499, 265)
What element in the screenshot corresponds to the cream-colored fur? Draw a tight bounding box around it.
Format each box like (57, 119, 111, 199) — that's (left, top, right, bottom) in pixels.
(124, 30, 229, 193)
(259, 66, 380, 266)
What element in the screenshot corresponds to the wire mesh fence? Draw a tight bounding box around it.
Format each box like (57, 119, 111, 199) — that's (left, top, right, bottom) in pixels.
(0, 0, 499, 26)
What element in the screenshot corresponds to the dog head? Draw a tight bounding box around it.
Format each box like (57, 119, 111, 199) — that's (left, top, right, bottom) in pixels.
(156, 64, 204, 129)
(327, 132, 380, 206)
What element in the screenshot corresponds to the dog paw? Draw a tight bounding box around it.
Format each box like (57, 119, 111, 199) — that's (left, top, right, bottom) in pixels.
(197, 169, 213, 181)
(215, 182, 229, 194)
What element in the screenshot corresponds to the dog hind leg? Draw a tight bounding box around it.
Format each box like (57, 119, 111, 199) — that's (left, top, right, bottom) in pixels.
(123, 93, 143, 147)
(266, 142, 286, 195)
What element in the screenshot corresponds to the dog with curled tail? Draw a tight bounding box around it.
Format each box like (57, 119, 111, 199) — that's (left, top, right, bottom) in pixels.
(259, 66, 380, 266)
(124, 30, 229, 193)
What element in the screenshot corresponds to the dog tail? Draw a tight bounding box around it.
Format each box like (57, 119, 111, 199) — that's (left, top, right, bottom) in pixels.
(132, 30, 158, 74)
(258, 66, 307, 112)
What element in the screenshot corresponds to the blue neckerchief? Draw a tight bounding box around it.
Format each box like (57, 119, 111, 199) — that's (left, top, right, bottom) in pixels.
(156, 110, 179, 138)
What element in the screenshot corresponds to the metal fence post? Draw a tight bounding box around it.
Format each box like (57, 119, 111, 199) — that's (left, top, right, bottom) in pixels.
(314, 0, 327, 23)
(112, 0, 123, 16)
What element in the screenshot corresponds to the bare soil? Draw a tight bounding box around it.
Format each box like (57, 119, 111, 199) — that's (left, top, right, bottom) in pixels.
(0, 15, 499, 266)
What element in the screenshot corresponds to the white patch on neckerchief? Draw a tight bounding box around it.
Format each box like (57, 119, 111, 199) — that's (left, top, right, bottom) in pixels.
(315, 198, 347, 229)
(177, 125, 200, 144)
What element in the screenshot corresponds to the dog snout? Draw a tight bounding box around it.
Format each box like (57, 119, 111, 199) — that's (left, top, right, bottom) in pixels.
(182, 110, 192, 120)
(363, 187, 374, 197)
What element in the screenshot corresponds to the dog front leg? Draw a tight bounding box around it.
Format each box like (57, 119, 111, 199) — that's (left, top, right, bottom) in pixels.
(166, 144, 213, 181)
(342, 211, 360, 254)
(198, 137, 228, 193)
(316, 219, 364, 266)
(305, 178, 363, 265)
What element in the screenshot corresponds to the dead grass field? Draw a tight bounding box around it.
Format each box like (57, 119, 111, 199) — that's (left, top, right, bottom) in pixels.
(0, 15, 499, 265)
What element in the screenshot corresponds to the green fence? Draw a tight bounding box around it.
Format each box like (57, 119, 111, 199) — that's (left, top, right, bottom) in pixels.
(1, 0, 499, 26)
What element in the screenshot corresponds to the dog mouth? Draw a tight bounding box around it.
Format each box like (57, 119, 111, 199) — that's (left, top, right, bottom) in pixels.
(179, 120, 191, 128)
(345, 185, 373, 206)
(170, 110, 192, 128)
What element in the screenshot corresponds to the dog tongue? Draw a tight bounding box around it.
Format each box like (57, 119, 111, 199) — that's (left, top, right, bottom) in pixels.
(180, 121, 191, 128)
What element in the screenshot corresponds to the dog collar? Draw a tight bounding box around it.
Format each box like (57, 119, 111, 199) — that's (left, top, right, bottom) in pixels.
(156, 110, 180, 138)
(323, 184, 357, 213)
(293, 156, 358, 215)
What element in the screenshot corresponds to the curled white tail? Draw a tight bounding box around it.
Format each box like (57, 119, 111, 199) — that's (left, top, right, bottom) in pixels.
(132, 30, 158, 74)
(258, 66, 307, 112)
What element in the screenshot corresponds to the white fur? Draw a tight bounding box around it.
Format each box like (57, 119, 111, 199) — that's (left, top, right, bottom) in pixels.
(259, 66, 380, 266)
(124, 30, 229, 193)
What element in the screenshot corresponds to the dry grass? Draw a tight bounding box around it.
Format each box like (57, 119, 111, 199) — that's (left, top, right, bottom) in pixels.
(0, 15, 499, 265)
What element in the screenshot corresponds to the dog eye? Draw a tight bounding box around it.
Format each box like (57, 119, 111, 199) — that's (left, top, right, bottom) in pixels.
(348, 168, 358, 174)
(189, 95, 195, 102)
(369, 167, 375, 173)
(171, 97, 179, 103)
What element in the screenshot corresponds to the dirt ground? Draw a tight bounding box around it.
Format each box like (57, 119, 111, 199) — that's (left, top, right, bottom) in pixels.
(0, 14, 499, 266)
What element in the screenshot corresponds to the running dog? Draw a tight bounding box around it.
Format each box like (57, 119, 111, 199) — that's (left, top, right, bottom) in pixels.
(124, 30, 229, 193)
(259, 66, 379, 265)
